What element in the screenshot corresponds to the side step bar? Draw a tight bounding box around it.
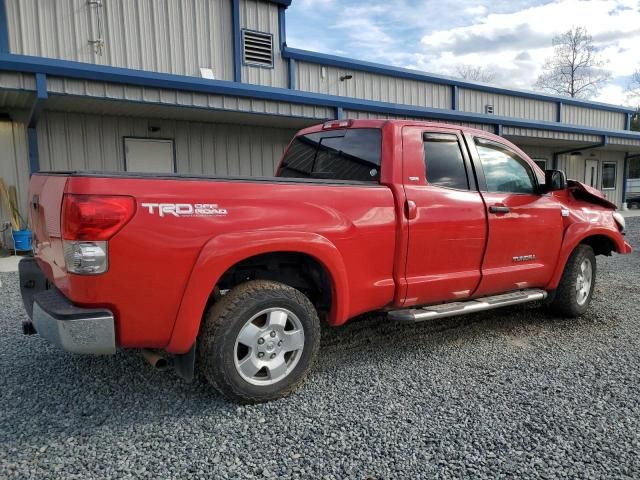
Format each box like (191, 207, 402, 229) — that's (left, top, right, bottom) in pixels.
(388, 289, 547, 322)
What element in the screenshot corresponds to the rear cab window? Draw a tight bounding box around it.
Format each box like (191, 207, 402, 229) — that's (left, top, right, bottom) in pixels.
(277, 128, 382, 182)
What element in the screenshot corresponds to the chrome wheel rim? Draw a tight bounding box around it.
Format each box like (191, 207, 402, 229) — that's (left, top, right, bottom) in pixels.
(233, 308, 305, 386)
(576, 259, 593, 306)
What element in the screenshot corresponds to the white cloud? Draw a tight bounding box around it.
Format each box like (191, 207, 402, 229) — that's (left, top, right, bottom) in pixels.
(288, 0, 640, 106)
(463, 5, 488, 16)
(413, 0, 640, 104)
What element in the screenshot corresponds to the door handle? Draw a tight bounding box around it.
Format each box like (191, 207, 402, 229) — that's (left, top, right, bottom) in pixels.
(405, 200, 417, 220)
(489, 205, 510, 214)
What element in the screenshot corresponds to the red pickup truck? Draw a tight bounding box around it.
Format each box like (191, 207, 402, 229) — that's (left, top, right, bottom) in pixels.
(19, 120, 631, 403)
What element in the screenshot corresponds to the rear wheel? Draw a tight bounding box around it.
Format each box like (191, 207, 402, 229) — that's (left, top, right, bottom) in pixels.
(549, 245, 596, 317)
(198, 280, 320, 403)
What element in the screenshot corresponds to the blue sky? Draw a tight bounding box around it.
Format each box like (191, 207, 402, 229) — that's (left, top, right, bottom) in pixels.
(285, 0, 640, 105)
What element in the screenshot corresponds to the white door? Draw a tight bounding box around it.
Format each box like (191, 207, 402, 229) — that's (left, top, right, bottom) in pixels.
(124, 138, 175, 173)
(585, 159, 599, 188)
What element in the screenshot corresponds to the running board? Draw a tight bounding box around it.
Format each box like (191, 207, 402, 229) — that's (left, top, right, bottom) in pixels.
(388, 289, 547, 322)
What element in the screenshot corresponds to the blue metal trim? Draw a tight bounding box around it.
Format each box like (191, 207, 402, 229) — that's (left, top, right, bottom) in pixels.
(336, 107, 345, 120)
(35, 72, 47, 99)
(622, 153, 629, 202)
(27, 127, 39, 173)
(267, 0, 291, 6)
(288, 58, 296, 90)
(282, 47, 635, 115)
(27, 72, 47, 128)
(451, 85, 458, 111)
(278, 6, 286, 49)
(232, 0, 241, 83)
(0, 0, 8, 53)
(2, 53, 640, 140)
(557, 102, 563, 123)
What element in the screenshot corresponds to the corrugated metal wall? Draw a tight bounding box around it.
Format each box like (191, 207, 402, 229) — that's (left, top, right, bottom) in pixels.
(562, 105, 626, 130)
(297, 62, 452, 109)
(608, 136, 640, 147)
(502, 126, 601, 143)
(240, 0, 287, 88)
(5, 0, 234, 80)
(45, 76, 333, 120)
(458, 88, 556, 122)
(0, 121, 30, 228)
(344, 110, 494, 132)
(37, 112, 296, 176)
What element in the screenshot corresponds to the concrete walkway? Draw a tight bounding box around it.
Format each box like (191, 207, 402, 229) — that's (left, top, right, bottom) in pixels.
(0, 255, 22, 273)
(621, 209, 640, 218)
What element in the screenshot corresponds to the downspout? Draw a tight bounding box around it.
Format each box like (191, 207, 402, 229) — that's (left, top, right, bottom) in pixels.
(27, 73, 48, 174)
(232, 0, 241, 83)
(622, 152, 629, 208)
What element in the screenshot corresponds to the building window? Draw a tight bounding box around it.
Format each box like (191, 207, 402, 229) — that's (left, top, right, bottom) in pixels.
(533, 159, 547, 171)
(602, 162, 617, 190)
(423, 133, 469, 190)
(124, 138, 175, 173)
(242, 30, 274, 68)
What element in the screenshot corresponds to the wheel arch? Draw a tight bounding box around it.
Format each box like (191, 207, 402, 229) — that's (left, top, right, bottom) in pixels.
(165, 230, 349, 354)
(546, 223, 625, 291)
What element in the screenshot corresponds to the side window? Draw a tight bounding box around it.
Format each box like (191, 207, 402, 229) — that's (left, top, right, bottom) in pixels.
(423, 133, 469, 190)
(475, 139, 536, 194)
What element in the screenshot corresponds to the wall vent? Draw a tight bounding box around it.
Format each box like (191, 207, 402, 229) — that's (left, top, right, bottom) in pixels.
(485, 104, 494, 114)
(242, 30, 274, 68)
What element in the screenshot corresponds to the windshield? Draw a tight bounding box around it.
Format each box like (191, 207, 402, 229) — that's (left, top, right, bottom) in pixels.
(277, 128, 382, 182)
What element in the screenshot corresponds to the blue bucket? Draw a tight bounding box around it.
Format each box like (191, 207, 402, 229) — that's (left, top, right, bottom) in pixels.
(13, 229, 33, 251)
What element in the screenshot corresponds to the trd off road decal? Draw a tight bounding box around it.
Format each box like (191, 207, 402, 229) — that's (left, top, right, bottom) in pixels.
(141, 203, 228, 217)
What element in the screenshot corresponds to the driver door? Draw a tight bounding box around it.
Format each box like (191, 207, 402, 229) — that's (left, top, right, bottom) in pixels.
(467, 135, 564, 297)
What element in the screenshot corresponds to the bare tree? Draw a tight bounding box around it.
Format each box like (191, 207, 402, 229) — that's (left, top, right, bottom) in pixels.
(454, 64, 496, 83)
(629, 69, 640, 96)
(535, 26, 610, 99)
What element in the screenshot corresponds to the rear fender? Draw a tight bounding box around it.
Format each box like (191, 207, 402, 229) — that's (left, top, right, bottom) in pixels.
(165, 231, 349, 354)
(546, 222, 627, 290)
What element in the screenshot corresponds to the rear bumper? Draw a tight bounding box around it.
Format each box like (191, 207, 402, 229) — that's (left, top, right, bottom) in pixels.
(19, 258, 116, 355)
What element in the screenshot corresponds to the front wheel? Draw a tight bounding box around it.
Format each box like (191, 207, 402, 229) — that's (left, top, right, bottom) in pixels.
(549, 244, 596, 317)
(198, 280, 320, 403)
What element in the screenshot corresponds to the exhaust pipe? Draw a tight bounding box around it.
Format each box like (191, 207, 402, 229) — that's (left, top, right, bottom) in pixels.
(141, 350, 169, 370)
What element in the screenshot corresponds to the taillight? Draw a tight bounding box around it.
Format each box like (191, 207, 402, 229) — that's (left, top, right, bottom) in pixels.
(61, 195, 135, 275)
(62, 194, 135, 241)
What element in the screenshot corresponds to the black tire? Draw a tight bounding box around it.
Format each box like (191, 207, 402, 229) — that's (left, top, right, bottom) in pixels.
(197, 280, 320, 403)
(549, 244, 596, 317)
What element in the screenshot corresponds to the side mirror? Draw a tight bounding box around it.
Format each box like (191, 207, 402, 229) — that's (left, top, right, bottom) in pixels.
(541, 169, 567, 192)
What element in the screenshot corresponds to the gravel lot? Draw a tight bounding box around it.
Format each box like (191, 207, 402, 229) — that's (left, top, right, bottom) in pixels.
(1, 218, 639, 479)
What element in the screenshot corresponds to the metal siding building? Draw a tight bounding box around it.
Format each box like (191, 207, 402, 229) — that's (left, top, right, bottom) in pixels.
(0, 0, 639, 229)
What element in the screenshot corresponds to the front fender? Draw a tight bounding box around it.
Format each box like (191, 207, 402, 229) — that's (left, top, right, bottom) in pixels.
(165, 230, 350, 354)
(546, 222, 628, 291)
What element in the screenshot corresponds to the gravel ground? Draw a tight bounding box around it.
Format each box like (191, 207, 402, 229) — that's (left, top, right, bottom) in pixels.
(1, 219, 639, 479)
